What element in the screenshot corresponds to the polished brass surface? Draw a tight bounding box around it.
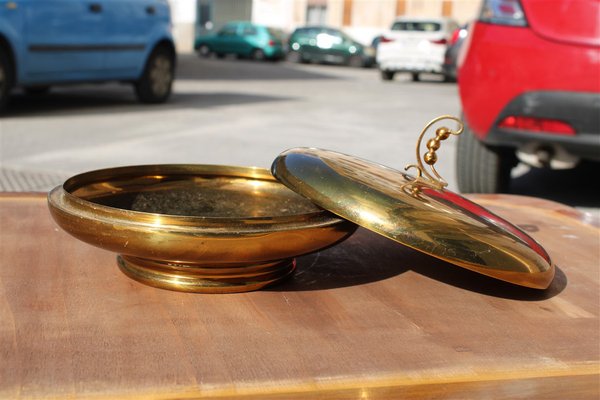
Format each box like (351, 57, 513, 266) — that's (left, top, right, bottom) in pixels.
(48, 165, 356, 293)
(272, 147, 555, 289)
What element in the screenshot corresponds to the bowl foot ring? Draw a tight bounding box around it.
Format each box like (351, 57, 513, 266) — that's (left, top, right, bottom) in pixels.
(117, 255, 296, 293)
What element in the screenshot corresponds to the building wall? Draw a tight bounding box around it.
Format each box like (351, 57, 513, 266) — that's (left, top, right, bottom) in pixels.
(345, 0, 396, 44)
(292, 0, 308, 27)
(212, 0, 253, 29)
(322, 0, 341, 27)
(351, 0, 396, 28)
(406, 0, 446, 17)
(253, 0, 296, 29)
(452, 0, 481, 24)
(169, 0, 197, 53)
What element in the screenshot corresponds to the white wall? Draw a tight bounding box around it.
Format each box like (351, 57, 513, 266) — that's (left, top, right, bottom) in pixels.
(252, 0, 296, 32)
(169, 0, 197, 23)
(168, 0, 197, 53)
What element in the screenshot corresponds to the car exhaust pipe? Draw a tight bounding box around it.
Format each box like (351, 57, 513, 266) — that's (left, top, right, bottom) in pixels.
(516, 142, 579, 169)
(535, 146, 553, 167)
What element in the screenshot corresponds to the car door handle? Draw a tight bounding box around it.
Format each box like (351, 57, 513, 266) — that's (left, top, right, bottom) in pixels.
(89, 3, 102, 13)
(146, 5, 156, 15)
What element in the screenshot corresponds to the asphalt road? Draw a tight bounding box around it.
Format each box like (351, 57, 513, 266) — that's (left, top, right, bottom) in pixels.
(0, 55, 597, 219)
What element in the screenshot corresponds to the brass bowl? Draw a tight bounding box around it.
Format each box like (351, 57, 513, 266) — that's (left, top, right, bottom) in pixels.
(48, 165, 356, 293)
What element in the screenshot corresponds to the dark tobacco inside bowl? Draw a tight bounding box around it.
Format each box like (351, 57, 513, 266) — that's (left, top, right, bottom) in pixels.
(129, 186, 320, 217)
(75, 177, 321, 218)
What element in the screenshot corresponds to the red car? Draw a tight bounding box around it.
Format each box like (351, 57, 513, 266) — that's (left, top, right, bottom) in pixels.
(456, 0, 600, 193)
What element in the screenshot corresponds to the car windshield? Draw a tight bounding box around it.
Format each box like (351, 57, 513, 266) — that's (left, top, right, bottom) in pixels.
(293, 27, 322, 38)
(331, 30, 354, 43)
(242, 25, 257, 36)
(392, 21, 442, 32)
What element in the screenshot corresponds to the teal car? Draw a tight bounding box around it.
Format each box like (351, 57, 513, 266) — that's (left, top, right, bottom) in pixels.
(194, 22, 285, 61)
(287, 26, 375, 67)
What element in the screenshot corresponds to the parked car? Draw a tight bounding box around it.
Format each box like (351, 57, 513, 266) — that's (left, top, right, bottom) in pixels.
(0, 0, 176, 112)
(377, 17, 458, 81)
(194, 22, 285, 61)
(286, 27, 375, 67)
(442, 24, 468, 81)
(456, 0, 600, 193)
(371, 35, 383, 51)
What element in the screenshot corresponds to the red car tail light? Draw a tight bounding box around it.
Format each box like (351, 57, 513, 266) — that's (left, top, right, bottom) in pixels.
(449, 29, 461, 45)
(480, 0, 527, 26)
(449, 26, 468, 45)
(499, 116, 576, 135)
(379, 36, 394, 43)
(429, 38, 447, 45)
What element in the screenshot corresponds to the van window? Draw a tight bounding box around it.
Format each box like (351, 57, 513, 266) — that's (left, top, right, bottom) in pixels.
(242, 26, 257, 36)
(392, 21, 442, 32)
(219, 24, 238, 36)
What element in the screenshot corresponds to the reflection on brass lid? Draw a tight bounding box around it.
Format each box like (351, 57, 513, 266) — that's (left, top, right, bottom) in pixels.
(272, 117, 554, 289)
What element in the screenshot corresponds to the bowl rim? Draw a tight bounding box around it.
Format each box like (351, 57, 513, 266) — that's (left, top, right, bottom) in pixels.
(48, 164, 348, 232)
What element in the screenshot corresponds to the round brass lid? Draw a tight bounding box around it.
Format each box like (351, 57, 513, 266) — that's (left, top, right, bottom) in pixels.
(272, 148, 555, 289)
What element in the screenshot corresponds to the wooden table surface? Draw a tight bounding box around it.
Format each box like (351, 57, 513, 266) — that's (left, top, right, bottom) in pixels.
(1, 193, 598, 399)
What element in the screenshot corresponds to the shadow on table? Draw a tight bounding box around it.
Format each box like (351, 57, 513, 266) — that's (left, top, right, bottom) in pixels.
(405, 250, 567, 301)
(272, 228, 566, 300)
(272, 229, 410, 292)
(2, 89, 290, 118)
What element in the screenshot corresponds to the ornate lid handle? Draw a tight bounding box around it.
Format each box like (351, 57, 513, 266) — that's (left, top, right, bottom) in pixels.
(405, 115, 464, 190)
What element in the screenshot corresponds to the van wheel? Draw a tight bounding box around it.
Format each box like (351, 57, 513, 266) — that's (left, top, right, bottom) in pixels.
(443, 74, 456, 83)
(251, 49, 266, 61)
(135, 46, 174, 104)
(0, 50, 12, 113)
(456, 121, 515, 193)
(411, 72, 420, 81)
(348, 55, 364, 68)
(286, 50, 302, 63)
(197, 44, 211, 57)
(381, 70, 395, 81)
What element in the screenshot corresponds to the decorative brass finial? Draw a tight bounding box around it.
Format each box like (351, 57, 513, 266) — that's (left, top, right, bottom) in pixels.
(404, 115, 464, 190)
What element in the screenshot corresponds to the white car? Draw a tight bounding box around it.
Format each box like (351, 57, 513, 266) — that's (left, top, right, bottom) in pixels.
(377, 17, 458, 82)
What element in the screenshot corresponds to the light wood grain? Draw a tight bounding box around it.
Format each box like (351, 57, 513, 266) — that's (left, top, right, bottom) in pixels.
(1, 193, 598, 399)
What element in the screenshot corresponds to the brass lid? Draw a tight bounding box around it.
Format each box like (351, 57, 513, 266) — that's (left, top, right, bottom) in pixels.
(272, 117, 554, 289)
